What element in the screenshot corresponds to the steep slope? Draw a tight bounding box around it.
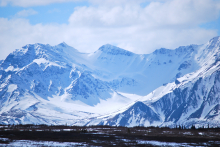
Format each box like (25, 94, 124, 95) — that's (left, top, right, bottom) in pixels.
(85, 36, 220, 127)
(0, 43, 116, 124)
(90, 57, 220, 128)
(86, 44, 202, 95)
(138, 36, 220, 127)
(0, 43, 113, 104)
(148, 64, 220, 127)
(0, 36, 220, 126)
(104, 101, 161, 127)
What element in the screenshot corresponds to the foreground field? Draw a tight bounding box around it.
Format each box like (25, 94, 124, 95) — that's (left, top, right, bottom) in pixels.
(0, 125, 220, 146)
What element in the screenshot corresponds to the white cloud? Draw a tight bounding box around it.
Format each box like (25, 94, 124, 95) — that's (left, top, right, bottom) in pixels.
(69, 0, 220, 27)
(67, 0, 220, 52)
(15, 9, 38, 17)
(0, 0, 219, 60)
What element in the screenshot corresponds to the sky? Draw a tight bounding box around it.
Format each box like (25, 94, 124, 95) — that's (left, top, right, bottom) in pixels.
(0, 0, 220, 60)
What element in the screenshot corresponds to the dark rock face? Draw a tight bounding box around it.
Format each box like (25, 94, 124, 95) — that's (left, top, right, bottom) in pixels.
(178, 61, 191, 71)
(150, 67, 220, 127)
(0, 37, 220, 126)
(175, 79, 181, 84)
(106, 101, 161, 126)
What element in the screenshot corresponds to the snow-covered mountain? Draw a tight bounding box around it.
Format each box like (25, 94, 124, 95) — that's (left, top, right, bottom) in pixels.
(87, 43, 201, 95)
(0, 36, 220, 127)
(86, 36, 220, 127)
(104, 101, 161, 127)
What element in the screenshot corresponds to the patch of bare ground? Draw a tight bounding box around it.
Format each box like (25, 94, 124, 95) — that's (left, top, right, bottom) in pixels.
(0, 125, 219, 146)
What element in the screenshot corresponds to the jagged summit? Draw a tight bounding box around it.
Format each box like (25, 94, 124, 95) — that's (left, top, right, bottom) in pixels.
(55, 42, 79, 54)
(209, 36, 220, 43)
(20, 42, 78, 55)
(104, 101, 161, 126)
(153, 48, 173, 55)
(57, 42, 68, 47)
(153, 44, 198, 55)
(1, 42, 80, 70)
(1, 36, 220, 127)
(207, 36, 220, 49)
(175, 44, 197, 54)
(98, 44, 134, 56)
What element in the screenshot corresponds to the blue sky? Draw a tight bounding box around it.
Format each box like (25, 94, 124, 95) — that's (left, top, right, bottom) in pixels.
(0, 0, 220, 59)
(200, 17, 220, 35)
(0, 1, 89, 25)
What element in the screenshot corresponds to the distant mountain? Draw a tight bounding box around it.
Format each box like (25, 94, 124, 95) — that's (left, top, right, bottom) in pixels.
(105, 101, 161, 127)
(0, 36, 220, 127)
(87, 43, 201, 95)
(104, 36, 220, 128)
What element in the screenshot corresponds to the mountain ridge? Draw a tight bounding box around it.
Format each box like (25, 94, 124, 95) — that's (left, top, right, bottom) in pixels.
(0, 36, 220, 127)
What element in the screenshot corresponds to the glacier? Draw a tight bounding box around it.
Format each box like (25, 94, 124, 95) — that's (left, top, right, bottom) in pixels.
(0, 36, 220, 127)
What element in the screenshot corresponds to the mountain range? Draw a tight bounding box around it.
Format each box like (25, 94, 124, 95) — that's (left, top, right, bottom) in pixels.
(0, 36, 220, 127)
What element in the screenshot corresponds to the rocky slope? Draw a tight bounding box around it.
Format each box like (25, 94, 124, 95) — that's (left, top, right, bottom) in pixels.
(0, 36, 220, 127)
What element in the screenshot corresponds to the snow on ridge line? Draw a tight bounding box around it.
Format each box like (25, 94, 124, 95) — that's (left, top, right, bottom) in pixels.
(7, 84, 17, 93)
(98, 44, 135, 56)
(33, 58, 63, 68)
(5, 66, 20, 72)
(1, 36, 220, 126)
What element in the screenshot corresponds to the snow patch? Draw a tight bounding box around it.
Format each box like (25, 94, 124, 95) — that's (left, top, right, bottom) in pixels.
(33, 58, 63, 69)
(7, 84, 17, 92)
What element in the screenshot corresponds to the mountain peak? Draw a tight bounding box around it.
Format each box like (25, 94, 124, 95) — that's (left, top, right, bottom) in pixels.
(207, 36, 220, 49)
(98, 44, 134, 56)
(210, 36, 220, 42)
(99, 44, 114, 49)
(1, 36, 220, 127)
(2, 42, 74, 69)
(57, 42, 68, 48)
(55, 42, 79, 54)
(131, 101, 147, 107)
(153, 48, 172, 55)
